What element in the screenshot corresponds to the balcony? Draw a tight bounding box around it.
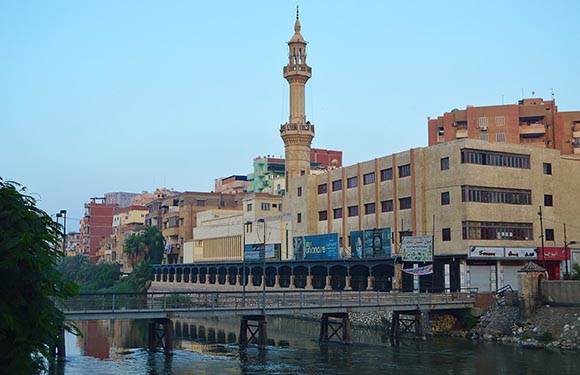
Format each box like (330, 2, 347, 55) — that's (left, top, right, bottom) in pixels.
(456, 129, 468, 138)
(519, 123, 546, 137)
(573, 131, 580, 139)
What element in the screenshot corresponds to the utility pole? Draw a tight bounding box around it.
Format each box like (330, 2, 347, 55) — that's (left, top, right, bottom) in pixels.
(538, 206, 545, 270)
(258, 218, 266, 314)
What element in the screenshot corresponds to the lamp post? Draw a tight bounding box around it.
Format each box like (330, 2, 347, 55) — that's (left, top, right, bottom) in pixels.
(257, 218, 266, 313)
(538, 206, 545, 269)
(242, 221, 252, 306)
(563, 224, 578, 280)
(60, 210, 67, 253)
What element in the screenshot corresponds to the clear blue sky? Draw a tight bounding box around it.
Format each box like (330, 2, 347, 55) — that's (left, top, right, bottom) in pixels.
(1, 0, 579, 230)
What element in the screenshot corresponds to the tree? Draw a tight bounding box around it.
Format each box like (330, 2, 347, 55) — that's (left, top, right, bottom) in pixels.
(0, 179, 78, 374)
(124, 226, 165, 266)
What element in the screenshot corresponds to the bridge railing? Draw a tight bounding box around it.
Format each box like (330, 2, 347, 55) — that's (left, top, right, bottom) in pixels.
(63, 289, 475, 315)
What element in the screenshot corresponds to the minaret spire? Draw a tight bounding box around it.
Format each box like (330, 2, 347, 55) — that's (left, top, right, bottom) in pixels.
(280, 9, 314, 196)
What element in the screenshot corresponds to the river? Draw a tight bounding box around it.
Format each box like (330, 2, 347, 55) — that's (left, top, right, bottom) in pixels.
(50, 316, 578, 375)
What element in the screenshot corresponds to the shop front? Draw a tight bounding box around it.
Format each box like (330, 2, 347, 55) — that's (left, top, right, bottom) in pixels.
(468, 246, 537, 292)
(535, 246, 579, 280)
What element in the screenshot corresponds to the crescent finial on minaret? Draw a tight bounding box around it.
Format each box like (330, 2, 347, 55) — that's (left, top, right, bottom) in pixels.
(296, 5, 299, 20)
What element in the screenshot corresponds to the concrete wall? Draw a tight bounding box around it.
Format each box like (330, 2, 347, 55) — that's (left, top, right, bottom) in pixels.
(541, 281, 580, 305)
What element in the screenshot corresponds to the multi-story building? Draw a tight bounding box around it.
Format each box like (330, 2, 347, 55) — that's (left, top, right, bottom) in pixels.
(64, 231, 82, 257)
(148, 192, 246, 264)
(428, 98, 580, 155)
(79, 198, 119, 263)
(214, 175, 252, 194)
(110, 205, 149, 270)
(130, 188, 178, 206)
(290, 138, 580, 290)
(104, 191, 140, 208)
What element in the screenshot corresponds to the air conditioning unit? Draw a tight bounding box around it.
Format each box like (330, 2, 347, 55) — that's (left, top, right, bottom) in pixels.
(480, 124, 488, 131)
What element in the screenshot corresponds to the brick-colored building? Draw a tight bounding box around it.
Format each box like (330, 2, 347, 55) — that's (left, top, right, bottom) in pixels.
(428, 98, 580, 155)
(79, 198, 119, 263)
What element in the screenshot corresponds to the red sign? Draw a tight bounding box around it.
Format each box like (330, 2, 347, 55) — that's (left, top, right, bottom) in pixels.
(536, 247, 568, 261)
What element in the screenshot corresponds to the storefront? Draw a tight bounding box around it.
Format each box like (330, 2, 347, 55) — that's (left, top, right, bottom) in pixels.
(467, 246, 536, 292)
(535, 246, 579, 280)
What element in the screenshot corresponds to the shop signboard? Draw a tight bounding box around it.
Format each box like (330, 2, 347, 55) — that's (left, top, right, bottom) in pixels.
(401, 236, 433, 262)
(303, 233, 339, 260)
(504, 247, 537, 260)
(469, 246, 504, 259)
(537, 247, 567, 261)
(350, 228, 392, 259)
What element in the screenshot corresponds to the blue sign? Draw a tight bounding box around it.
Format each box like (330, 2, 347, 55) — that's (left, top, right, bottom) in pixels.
(350, 228, 392, 259)
(303, 233, 339, 260)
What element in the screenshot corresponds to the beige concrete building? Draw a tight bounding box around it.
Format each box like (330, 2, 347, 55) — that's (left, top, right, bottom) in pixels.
(289, 138, 580, 291)
(110, 205, 149, 271)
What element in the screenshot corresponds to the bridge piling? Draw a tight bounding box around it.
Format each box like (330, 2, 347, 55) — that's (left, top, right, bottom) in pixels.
(390, 310, 426, 341)
(56, 325, 66, 362)
(319, 313, 352, 344)
(239, 315, 268, 350)
(148, 318, 174, 355)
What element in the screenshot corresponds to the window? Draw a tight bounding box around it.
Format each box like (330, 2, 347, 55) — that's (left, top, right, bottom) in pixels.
(440, 157, 449, 170)
(478, 117, 488, 129)
(461, 148, 530, 169)
(318, 210, 328, 221)
(363, 172, 376, 185)
(544, 194, 553, 207)
(347, 205, 358, 217)
(297, 213, 302, 223)
(381, 200, 394, 212)
(246, 203, 253, 212)
(318, 183, 327, 194)
(399, 197, 412, 210)
(442, 228, 451, 241)
(480, 134, 489, 141)
(398, 164, 411, 178)
(364, 203, 376, 215)
(196, 200, 206, 207)
(297, 186, 302, 196)
(462, 221, 533, 241)
(545, 228, 555, 241)
(347, 176, 358, 189)
(332, 179, 342, 191)
(261, 203, 270, 211)
(543, 163, 552, 175)
(441, 192, 450, 205)
(333, 208, 343, 219)
(496, 133, 506, 142)
(496, 116, 505, 126)
(461, 186, 531, 205)
(380, 168, 393, 181)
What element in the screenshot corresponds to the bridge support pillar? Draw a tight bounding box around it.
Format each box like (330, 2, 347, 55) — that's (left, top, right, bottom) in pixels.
(56, 325, 66, 362)
(275, 275, 281, 288)
(319, 313, 352, 344)
(390, 310, 426, 342)
(289, 275, 296, 289)
(239, 315, 268, 350)
(367, 275, 375, 291)
(306, 275, 313, 289)
(148, 318, 174, 355)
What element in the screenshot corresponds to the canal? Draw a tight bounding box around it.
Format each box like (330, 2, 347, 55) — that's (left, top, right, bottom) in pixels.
(51, 316, 578, 374)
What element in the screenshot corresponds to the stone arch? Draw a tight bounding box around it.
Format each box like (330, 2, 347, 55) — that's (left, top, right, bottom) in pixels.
(293, 265, 308, 288)
(311, 265, 328, 289)
(329, 265, 347, 290)
(350, 264, 369, 291)
(279, 265, 292, 288)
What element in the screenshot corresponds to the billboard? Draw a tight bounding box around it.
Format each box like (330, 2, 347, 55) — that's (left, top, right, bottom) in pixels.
(401, 236, 433, 262)
(303, 233, 339, 260)
(350, 228, 392, 259)
(244, 243, 279, 262)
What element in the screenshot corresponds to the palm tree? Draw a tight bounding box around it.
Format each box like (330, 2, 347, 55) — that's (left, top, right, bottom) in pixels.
(124, 226, 165, 267)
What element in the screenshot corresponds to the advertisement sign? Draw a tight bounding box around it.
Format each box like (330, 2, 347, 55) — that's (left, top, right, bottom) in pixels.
(303, 233, 339, 260)
(401, 236, 433, 262)
(537, 247, 567, 261)
(402, 264, 433, 276)
(469, 246, 504, 259)
(350, 228, 392, 259)
(244, 243, 279, 262)
(293, 236, 304, 260)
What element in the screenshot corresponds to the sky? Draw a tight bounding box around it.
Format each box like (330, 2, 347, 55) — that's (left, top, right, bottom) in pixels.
(1, 0, 579, 231)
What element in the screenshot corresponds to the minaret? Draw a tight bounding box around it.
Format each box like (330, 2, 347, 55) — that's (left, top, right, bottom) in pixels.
(280, 7, 314, 195)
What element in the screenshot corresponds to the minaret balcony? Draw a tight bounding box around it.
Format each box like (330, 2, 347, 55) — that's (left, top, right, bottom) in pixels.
(283, 65, 312, 76)
(280, 122, 315, 134)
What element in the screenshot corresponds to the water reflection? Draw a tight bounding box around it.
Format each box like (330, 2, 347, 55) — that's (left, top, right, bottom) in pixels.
(58, 316, 579, 375)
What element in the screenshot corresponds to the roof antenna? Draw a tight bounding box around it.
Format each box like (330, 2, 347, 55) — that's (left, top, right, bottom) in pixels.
(296, 5, 299, 20)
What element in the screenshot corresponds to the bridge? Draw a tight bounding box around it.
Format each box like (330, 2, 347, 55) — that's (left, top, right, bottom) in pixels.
(60, 289, 475, 356)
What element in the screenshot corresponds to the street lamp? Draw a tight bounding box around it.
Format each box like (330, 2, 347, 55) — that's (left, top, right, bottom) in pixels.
(242, 221, 253, 306)
(257, 218, 266, 313)
(55, 209, 67, 253)
(563, 224, 578, 280)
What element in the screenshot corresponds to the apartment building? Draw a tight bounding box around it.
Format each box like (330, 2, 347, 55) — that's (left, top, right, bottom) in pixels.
(288, 138, 580, 291)
(79, 198, 119, 263)
(428, 98, 580, 155)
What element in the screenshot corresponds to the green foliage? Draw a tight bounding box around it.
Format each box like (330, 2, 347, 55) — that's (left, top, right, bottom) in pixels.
(539, 331, 554, 343)
(124, 226, 164, 266)
(102, 260, 154, 293)
(0, 179, 78, 374)
(571, 263, 580, 280)
(58, 256, 122, 293)
(460, 313, 478, 330)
